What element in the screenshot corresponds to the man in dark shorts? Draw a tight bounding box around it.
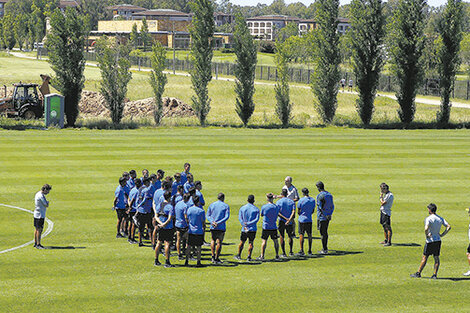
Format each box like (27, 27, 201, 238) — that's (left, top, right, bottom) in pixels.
(135, 178, 154, 247)
(34, 184, 52, 249)
(297, 188, 315, 255)
(154, 191, 176, 268)
(276, 189, 296, 257)
(235, 195, 260, 261)
(316, 181, 335, 254)
(258, 193, 280, 260)
(185, 196, 206, 267)
(127, 178, 143, 244)
(207, 193, 230, 264)
(379, 183, 394, 246)
(175, 193, 191, 260)
(114, 177, 128, 238)
(411, 203, 451, 279)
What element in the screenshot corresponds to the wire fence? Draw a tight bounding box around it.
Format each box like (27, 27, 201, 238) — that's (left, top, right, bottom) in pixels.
(37, 49, 470, 100)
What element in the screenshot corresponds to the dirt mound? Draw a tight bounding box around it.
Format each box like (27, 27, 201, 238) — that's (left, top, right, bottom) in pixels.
(78, 90, 195, 119)
(1, 86, 14, 98)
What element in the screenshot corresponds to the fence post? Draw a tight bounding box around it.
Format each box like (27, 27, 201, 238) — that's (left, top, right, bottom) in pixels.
(260, 66, 263, 81)
(268, 67, 271, 81)
(216, 63, 218, 80)
(388, 76, 391, 92)
(307, 69, 310, 85)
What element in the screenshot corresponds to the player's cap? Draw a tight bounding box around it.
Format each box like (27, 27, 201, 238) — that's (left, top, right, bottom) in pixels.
(285, 176, 292, 182)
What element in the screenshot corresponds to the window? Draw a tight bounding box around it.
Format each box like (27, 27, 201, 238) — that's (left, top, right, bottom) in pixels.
(267, 29, 271, 33)
(254, 22, 259, 27)
(248, 22, 253, 27)
(260, 22, 265, 27)
(267, 22, 271, 27)
(260, 29, 265, 34)
(266, 35, 271, 40)
(254, 29, 259, 33)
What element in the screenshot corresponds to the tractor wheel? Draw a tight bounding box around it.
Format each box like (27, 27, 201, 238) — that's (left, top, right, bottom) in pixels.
(22, 109, 37, 119)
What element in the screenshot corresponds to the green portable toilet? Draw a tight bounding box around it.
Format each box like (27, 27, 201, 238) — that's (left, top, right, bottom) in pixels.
(44, 93, 65, 128)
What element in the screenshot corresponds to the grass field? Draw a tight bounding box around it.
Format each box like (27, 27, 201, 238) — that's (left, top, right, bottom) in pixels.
(1, 55, 469, 128)
(1, 127, 470, 312)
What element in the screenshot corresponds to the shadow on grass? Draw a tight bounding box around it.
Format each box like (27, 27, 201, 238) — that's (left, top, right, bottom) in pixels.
(423, 277, 470, 281)
(44, 246, 86, 249)
(322, 250, 363, 256)
(392, 243, 421, 247)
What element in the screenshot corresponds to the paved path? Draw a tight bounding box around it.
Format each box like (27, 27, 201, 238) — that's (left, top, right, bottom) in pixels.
(10, 51, 470, 109)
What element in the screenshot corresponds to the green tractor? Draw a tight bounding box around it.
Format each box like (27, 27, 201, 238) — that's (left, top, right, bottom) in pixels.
(0, 83, 45, 119)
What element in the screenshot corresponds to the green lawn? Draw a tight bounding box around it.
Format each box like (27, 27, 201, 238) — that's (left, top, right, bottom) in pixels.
(1, 55, 469, 128)
(0, 127, 470, 312)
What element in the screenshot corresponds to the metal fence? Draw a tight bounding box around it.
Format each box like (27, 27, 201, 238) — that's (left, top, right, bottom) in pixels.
(38, 49, 470, 100)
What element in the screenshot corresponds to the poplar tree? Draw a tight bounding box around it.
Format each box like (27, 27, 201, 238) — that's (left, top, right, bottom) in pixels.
(149, 42, 168, 125)
(311, 0, 341, 124)
(140, 18, 152, 51)
(349, 0, 385, 125)
(96, 37, 132, 126)
(189, 0, 215, 126)
(275, 40, 292, 128)
(388, 0, 426, 125)
(436, 0, 464, 124)
(46, 8, 87, 127)
(233, 14, 257, 127)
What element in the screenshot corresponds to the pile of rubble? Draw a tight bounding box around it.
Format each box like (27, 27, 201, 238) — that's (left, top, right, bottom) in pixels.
(78, 90, 195, 119)
(1, 86, 14, 99)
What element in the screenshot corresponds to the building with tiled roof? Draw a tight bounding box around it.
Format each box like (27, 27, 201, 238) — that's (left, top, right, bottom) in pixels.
(107, 4, 147, 20)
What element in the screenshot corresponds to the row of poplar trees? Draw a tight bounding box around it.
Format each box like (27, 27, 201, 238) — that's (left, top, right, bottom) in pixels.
(314, 0, 464, 126)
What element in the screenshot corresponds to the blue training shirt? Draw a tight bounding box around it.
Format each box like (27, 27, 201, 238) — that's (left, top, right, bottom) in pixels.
(175, 201, 189, 228)
(298, 196, 316, 223)
(180, 171, 191, 184)
(171, 181, 182, 196)
(207, 200, 230, 231)
(153, 188, 165, 211)
(184, 182, 195, 193)
(276, 197, 296, 222)
(159, 203, 175, 230)
(126, 178, 135, 190)
(316, 191, 334, 221)
(238, 203, 260, 232)
(196, 190, 205, 206)
(128, 186, 141, 212)
(114, 185, 127, 209)
(187, 205, 205, 235)
(153, 179, 161, 190)
(137, 186, 153, 214)
(261, 203, 280, 230)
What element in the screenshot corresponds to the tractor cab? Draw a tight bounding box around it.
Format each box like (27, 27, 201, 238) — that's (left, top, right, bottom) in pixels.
(5, 84, 44, 119)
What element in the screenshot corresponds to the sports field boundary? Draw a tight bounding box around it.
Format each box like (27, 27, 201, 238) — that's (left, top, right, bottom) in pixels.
(0, 203, 54, 254)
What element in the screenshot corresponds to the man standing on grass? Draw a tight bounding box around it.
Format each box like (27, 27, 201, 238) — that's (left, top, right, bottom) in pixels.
(379, 183, 394, 246)
(136, 178, 154, 247)
(34, 184, 52, 249)
(114, 177, 128, 238)
(194, 181, 205, 208)
(184, 173, 195, 193)
(316, 181, 334, 254)
(154, 191, 175, 268)
(172, 173, 182, 196)
(175, 193, 191, 260)
(297, 188, 315, 256)
(411, 203, 451, 279)
(235, 195, 259, 261)
(207, 193, 230, 264)
(127, 170, 137, 190)
(127, 178, 143, 244)
(154, 169, 164, 190)
(186, 196, 205, 267)
(181, 163, 191, 185)
(277, 189, 296, 257)
(258, 193, 280, 261)
(152, 180, 171, 248)
(141, 169, 149, 182)
(464, 208, 470, 276)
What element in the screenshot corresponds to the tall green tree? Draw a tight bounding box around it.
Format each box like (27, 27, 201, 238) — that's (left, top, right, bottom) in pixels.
(140, 18, 152, 51)
(274, 40, 292, 128)
(149, 42, 168, 125)
(311, 0, 341, 124)
(14, 14, 30, 51)
(46, 8, 87, 127)
(388, 0, 426, 125)
(349, 0, 385, 125)
(96, 37, 133, 126)
(130, 23, 140, 49)
(2, 14, 16, 50)
(189, 0, 215, 126)
(436, 0, 464, 124)
(233, 14, 257, 127)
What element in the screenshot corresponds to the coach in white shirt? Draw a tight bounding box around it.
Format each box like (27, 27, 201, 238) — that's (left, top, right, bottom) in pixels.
(34, 184, 52, 249)
(410, 203, 451, 279)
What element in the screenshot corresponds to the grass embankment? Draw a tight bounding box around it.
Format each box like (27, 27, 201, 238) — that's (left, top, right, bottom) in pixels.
(0, 55, 469, 128)
(0, 128, 469, 312)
